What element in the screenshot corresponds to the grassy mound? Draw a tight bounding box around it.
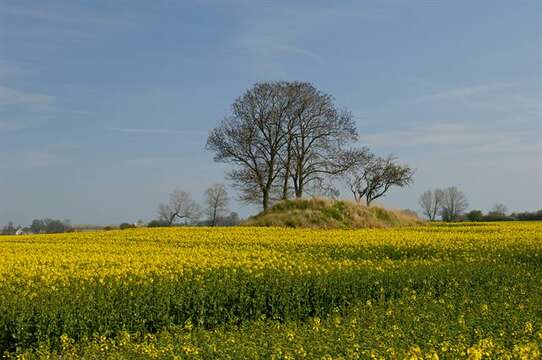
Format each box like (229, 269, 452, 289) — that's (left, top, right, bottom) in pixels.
(243, 198, 421, 229)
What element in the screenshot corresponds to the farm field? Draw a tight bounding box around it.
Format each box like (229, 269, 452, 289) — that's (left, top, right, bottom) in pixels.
(1, 222, 541, 359)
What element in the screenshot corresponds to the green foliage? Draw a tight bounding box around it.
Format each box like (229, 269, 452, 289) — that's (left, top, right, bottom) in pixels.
(28, 218, 71, 234)
(11, 297, 540, 359)
(119, 222, 136, 230)
(1, 222, 16, 235)
(514, 210, 542, 221)
(466, 210, 484, 222)
(464, 209, 542, 222)
(147, 220, 168, 228)
(484, 212, 512, 222)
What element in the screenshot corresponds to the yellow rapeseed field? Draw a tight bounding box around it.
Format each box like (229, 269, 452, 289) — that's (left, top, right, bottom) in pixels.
(1, 222, 541, 358)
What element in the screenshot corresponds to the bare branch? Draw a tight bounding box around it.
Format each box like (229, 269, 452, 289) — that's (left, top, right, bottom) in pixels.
(343, 149, 414, 205)
(204, 184, 229, 226)
(157, 190, 201, 225)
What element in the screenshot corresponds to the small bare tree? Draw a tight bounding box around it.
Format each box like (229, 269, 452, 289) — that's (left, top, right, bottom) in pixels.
(440, 186, 468, 221)
(158, 190, 201, 225)
(491, 203, 508, 215)
(345, 150, 414, 205)
(418, 189, 444, 220)
(205, 184, 229, 226)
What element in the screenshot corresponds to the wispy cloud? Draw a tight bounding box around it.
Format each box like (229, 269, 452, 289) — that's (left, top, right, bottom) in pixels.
(0, 3, 57, 19)
(363, 123, 541, 154)
(0, 2, 112, 25)
(0, 2, 118, 46)
(0, 151, 59, 169)
(231, 5, 339, 70)
(0, 85, 54, 107)
(274, 45, 323, 63)
(433, 83, 515, 100)
(124, 156, 190, 168)
(107, 127, 205, 135)
(414, 82, 516, 103)
(396, 82, 542, 129)
(235, 36, 324, 66)
(231, 3, 395, 71)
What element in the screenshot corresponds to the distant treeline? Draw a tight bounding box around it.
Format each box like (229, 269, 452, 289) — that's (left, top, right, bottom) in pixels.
(111, 212, 242, 231)
(2, 208, 540, 235)
(1, 213, 242, 235)
(464, 209, 542, 222)
(1, 219, 72, 235)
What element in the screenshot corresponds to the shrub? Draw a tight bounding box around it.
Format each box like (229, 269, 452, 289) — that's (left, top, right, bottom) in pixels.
(147, 220, 168, 228)
(513, 210, 542, 221)
(119, 223, 136, 230)
(483, 212, 512, 221)
(466, 210, 484, 222)
(44, 219, 71, 233)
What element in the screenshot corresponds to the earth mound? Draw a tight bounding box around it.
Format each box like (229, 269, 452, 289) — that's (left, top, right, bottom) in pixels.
(244, 198, 421, 229)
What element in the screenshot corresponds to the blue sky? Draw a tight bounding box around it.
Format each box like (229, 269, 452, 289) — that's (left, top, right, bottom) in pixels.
(1, 0, 541, 225)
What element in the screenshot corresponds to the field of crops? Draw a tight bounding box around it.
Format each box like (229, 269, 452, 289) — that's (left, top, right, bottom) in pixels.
(0, 222, 541, 359)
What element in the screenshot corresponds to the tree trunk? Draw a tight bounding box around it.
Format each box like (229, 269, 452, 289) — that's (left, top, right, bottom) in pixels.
(294, 149, 304, 198)
(281, 179, 288, 200)
(211, 207, 217, 226)
(282, 171, 290, 200)
(262, 190, 269, 211)
(295, 181, 303, 198)
(282, 139, 292, 200)
(353, 193, 362, 203)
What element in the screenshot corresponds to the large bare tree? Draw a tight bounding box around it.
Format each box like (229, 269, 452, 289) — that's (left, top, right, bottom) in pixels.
(418, 189, 444, 220)
(206, 82, 294, 210)
(204, 183, 229, 226)
(286, 83, 358, 198)
(440, 186, 468, 221)
(345, 150, 414, 205)
(207, 81, 359, 209)
(158, 190, 201, 225)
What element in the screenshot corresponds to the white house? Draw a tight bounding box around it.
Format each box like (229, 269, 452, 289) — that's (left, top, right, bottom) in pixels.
(15, 227, 32, 235)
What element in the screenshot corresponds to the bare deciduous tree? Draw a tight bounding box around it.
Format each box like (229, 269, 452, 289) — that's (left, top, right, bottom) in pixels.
(158, 190, 201, 225)
(491, 203, 507, 215)
(206, 82, 294, 210)
(440, 186, 468, 221)
(206, 81, 360, 210)
(343, 147, 373, 203)
(345, 149, 414, 205)
(418, 189, 444, 220)
(308, 177, 341, 199)
(205, 184, 229, 226)
(285, 83, 358, 198)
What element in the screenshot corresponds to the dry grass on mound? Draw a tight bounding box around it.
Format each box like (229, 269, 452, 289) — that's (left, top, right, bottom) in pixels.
(243, 198, 421, 229)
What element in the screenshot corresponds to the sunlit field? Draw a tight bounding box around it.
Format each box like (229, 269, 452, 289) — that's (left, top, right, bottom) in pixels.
(1, 223, 541, 358)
